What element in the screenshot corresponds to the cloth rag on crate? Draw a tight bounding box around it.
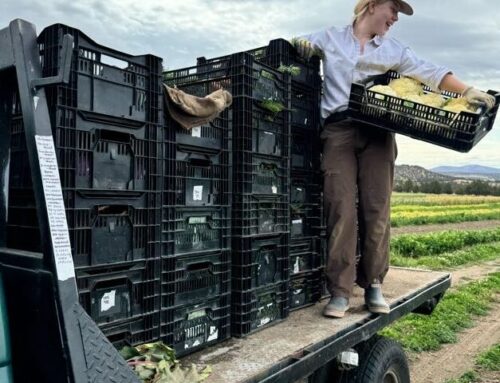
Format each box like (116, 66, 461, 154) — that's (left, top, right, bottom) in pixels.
(163, 84, 232, 130)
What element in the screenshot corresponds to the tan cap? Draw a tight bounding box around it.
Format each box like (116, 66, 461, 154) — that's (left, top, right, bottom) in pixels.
(354, 0, 414, 16)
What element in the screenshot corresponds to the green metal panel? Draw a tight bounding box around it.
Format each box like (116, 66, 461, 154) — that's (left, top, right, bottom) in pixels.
(0, 272, 13, 383)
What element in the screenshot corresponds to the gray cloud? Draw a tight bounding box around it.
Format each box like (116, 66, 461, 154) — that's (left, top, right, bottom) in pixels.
(1, 0, 499, 168)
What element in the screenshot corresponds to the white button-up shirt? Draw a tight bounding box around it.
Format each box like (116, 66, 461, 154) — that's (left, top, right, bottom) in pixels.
(304, 24, 451, 120)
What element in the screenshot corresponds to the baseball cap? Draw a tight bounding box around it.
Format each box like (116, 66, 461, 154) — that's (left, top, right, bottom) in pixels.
(354, 0, 414, 16)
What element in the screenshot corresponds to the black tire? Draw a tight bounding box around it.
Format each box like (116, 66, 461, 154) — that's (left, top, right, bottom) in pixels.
(355, 336, 410, 383)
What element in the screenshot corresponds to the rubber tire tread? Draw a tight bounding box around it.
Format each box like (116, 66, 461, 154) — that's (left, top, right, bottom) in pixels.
(355, 335, 410, 383)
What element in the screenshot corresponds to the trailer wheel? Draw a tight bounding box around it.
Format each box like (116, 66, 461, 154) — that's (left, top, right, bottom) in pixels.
(355, 336, 410, 383)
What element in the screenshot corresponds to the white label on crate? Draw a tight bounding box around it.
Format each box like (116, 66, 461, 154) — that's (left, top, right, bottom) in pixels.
(33, 96, 39, 109)
(260, 317, 271, 326)
(294, 257, 300, 274)
(292, 219, 303, 225)
(272, 185, 278, 194)
(186, 339, 202, 349)
(296, 188, 303, 192)
(193, 185, 203, 201)
(100, 290, 116, 312)
(207, 326, 219, 342)
(35, 135, 76, 282)
(191, 126, 202, 137)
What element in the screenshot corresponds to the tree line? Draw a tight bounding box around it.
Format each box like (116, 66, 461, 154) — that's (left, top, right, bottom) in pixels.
(394, 180, 500, 196)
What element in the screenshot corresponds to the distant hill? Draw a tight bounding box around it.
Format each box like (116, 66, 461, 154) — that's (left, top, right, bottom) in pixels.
(395, 165, 454, 183)
(431, 165, 500, 181)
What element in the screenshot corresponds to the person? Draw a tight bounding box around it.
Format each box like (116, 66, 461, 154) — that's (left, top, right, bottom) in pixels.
(295, 0, 496, 318)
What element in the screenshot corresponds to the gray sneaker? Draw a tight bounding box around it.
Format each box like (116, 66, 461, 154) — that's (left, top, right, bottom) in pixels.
(364, 282, 390, 314)
(323, 296, 349, 318)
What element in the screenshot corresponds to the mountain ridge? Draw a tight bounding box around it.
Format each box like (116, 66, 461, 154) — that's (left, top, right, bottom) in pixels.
(431, 165, 500, 174)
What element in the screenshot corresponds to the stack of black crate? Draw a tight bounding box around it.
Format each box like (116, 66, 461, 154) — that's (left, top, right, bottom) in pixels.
(278, 44, 325, 310)
(196, 51, 292, 337)
(161, 65, 232, 356)
(6, 24, 163, 347)
(200, 39, 325, 310)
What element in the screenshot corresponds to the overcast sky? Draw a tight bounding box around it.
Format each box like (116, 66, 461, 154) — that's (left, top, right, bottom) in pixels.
(2, 0, 499, 169)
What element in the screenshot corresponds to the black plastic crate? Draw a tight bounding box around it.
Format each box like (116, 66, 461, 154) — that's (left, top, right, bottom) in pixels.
(197, 38, 322, 89)
(161, 250, 230, 308)
(233, 151, 289, 196)
(291, 128, 321, 171)
(348, 71, 500, 153)
(291, 204, 323, 239)
(76, 260, 160, 325)
(232, 194, 289, 237)
(231, 282, 289, 337)
(102, 312, 161, 349)
(166, 206, 231, 255)
(165, 52, 289, 103)
(166, 108, 231, 151)
(289, 269, 322, 311)
(232, 235, 289, 291)
(291, 83, 321, 131)
(290, 237, 322, 275)
(231, 95, 290, 157)
(290, 170, 322, 206)
(168, 145, 231, 206)
(38, 23, 163, 133)
(8, 195, 161, 268)
(8, 98, 162, 201)
(160, 294, 231, 357)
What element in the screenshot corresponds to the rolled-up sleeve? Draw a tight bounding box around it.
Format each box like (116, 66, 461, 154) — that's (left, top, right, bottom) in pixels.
(397, 47, 452, 92)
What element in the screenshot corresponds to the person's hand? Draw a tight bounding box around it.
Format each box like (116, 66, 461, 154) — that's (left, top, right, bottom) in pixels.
(463, 86, 496, 110)
(294, 39, 315, 60)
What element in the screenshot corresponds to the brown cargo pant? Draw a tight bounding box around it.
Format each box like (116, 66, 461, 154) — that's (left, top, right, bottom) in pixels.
(321, 118, 397, 299)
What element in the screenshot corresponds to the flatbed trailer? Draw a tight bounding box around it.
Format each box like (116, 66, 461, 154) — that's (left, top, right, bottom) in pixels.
(0, 18, 451, 383)
(182, 267, 450, 383)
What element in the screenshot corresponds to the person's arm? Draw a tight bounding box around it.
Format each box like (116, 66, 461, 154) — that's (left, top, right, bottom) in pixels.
(438, 73, 467, 94)
(439, 73, 495, 110)
(293, 30, 326, 60)
(398, 47, 496, 110)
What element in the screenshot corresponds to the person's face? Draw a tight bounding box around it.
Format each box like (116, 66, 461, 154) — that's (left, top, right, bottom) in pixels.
(369, 1, 400, 36)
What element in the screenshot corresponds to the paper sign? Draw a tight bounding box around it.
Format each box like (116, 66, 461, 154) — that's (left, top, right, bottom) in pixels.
(191, 126, 202, 137)
(100, 290, 116, 312)
(193, 185, 203, 201)
(35, 135, 75, 281)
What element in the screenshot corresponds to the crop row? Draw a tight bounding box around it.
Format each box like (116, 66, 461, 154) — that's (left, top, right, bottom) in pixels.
(390, 208, 500, 227)
(391, 228, 500, 258)
(391, 193, 500, 207)
(391, 202, 500, 213)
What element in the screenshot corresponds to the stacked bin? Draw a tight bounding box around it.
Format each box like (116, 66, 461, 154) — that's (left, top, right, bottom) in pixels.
(161, 66, 232, 355)
(199, 39, 324, 311)
(6, 24, 163, 347)
(193, 52, 292, 337)
(281, 46, 324, 310)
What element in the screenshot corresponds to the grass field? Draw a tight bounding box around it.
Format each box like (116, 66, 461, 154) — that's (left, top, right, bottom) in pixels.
(383, 192, 500, 382)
